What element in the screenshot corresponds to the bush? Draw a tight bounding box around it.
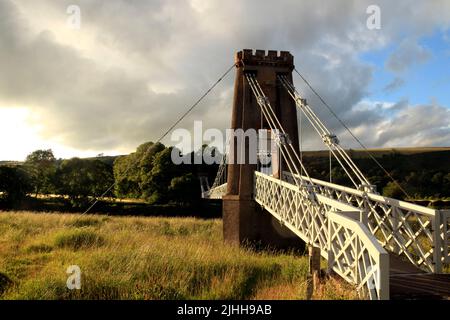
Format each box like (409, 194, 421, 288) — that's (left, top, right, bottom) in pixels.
(25, 244, 53, 253)
(70, 217, 103, 228)
(0, 272, 13, 295)
(54, 229, 105, 250)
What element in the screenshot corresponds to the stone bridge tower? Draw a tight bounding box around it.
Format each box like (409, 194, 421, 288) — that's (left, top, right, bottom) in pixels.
(223, 49, 304, 248)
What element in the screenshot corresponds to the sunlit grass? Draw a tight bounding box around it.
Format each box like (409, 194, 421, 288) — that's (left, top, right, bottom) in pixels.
(0, 211, 356, 300)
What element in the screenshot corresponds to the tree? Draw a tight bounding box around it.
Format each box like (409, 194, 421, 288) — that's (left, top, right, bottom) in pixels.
(143, 147, 183, 203)
(112, 142, 202, 205)
(431, 172, 443, 185)
(24, 149, 56, 196)
(58, 158, 113, 207)
(114, 154, 140, 199)
(88, 160, 115, 196)
(382, 182, 404, 200)
(169, 173, 199, 205)
(113, 142, 165, 200)
(0, 166, 32, 205)
(58, 158, 91, 206)
(329, 167, 350, 186)
(444, 173, 450, 193)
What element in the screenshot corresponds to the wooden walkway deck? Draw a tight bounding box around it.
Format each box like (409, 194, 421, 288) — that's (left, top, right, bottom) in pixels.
(389, 254, 450, 300)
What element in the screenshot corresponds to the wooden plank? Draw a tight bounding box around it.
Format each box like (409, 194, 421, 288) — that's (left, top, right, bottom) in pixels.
(389, 253, 450, 299)
(389, 254, 425, 275)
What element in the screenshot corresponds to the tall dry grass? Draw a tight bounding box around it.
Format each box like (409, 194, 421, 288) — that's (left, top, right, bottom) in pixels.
(0, 211, 357, 300)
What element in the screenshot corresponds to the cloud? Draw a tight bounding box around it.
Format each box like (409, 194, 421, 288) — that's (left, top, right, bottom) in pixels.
(378, 104, 450, 146)
(386, 38, 431, 73)
(339, 101, 450, 148)
(0, 0, 449, 159)
(383, 77, 405, 93)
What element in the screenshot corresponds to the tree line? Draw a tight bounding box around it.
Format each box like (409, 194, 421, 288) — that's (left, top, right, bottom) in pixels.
(0, 142, 219, 208)
(2, 146, 449, 208)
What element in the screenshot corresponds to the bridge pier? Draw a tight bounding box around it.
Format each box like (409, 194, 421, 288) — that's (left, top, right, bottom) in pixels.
(223, 49, 305, 249)
(223, 195, 306, 248)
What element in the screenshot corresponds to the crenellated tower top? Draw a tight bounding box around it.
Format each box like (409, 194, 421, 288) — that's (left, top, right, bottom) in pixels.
(235, 49, 294, 69)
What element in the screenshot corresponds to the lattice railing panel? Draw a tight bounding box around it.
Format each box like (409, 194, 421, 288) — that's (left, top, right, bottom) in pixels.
(254, 172, 389, 299)
(282, 171, 445, 273)
(443, 211, 450, 264)
(254, 172, 328, 251)
(328, 211, 389, 300)
(365, 198, 435, 271)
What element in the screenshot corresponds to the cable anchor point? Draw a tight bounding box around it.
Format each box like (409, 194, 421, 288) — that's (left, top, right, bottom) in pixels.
(295, 97, 307, 107)
(322, 134, 339, 146)
(358, 184, 377, 193)
(257, 96, 270, 106)
(274, 132, 292, 146)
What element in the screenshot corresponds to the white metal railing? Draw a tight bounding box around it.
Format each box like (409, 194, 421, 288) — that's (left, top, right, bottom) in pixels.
(204, 183, 227, 199)
(254, 171, 389, 300)
(282, 171, 449, 273)
(443, 210, 450, 264)
(327, 211, 389, 300)
(254, 172, 327, 250)
(202, 148, 228, 200)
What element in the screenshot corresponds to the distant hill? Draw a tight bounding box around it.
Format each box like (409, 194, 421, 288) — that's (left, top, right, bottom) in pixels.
(0, 161, 22, 166)
(0, 156, 121, 168)
(302, 147, 450, 158)
(302, 147, 450, 172)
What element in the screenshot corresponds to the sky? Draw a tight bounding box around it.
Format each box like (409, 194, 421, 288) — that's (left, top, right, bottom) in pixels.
(0, 0, 449, 161)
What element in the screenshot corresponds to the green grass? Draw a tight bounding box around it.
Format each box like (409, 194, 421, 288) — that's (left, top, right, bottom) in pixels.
(0, 211, 357, 300)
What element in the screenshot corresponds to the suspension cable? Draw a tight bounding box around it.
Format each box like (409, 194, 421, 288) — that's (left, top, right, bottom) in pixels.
(294, 80, 371, 188)
(279, 75, 373, 189)
(279, 75, 366, 183)
(210, 134, 230, 190)
(278, 75, 364, 188)
(82, 63, 236, 214)
(247, 75, 303, 181)
(300, 103, 303, 177)
(246, 75, 303, 183)
(245, 74, 316, 197)
(329, 150, 332, 183)
(250, 75, 313, 182)
(293, 68, 411, 198)
(279, 82, 359, 187)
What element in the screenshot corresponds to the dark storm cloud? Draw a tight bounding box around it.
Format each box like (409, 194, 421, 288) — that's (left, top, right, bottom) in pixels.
(0, 0, 215, 152)
(0, 0, 449, 155)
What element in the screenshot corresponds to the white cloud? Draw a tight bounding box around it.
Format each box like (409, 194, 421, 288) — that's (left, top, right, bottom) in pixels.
(337, 102, 450, 149)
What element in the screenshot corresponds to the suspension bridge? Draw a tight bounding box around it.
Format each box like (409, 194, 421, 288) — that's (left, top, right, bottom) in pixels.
(83, 48, 450, 300)
(201, 49, 450, 300)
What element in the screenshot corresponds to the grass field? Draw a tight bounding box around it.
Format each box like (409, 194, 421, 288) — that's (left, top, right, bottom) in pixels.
(0, 211, 357, 300)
